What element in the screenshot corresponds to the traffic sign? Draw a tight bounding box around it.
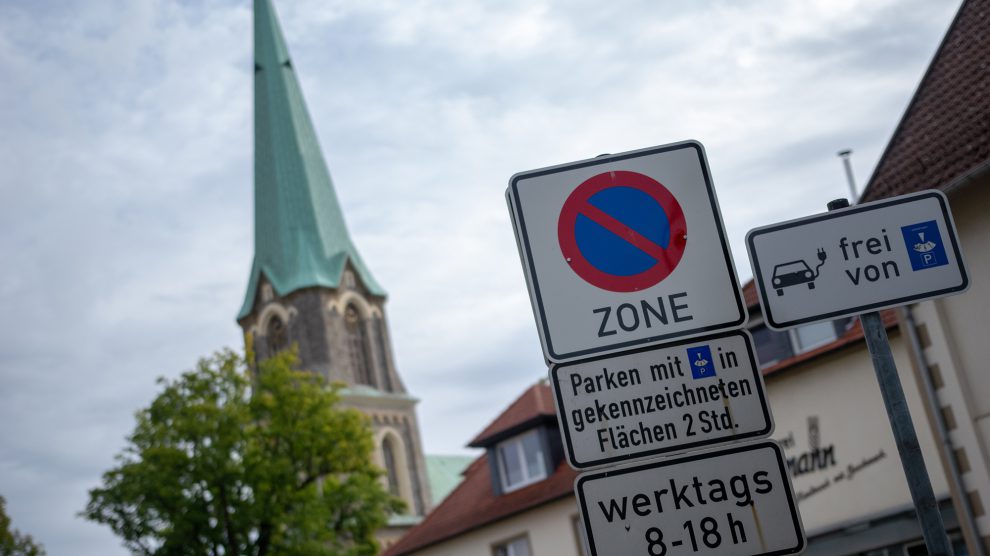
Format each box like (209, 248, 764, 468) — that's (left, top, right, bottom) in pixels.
(746, 190, 968, 329)
(507, 141, 746, 363)
(551, 330, 773, 469)
(576, 440, 805, 556)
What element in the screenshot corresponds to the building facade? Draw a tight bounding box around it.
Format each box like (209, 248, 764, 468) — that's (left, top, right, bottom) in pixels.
(384, 0, 989, 554)
(383, 384, 585, 556)
(237, 0, 435, 546)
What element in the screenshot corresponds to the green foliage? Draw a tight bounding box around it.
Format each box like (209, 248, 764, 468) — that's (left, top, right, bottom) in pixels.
(0, 496, 45, 556)
(83, 348, 403, 556)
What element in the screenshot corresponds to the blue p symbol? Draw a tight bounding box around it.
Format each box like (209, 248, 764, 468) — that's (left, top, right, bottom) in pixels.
(687, 345, 717, 379)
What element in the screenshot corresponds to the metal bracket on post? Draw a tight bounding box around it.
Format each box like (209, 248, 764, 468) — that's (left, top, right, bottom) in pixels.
(828, 197, 954, 556)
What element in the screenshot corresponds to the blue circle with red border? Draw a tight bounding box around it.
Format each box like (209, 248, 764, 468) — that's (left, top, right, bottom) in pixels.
(557, 171, 686, 292)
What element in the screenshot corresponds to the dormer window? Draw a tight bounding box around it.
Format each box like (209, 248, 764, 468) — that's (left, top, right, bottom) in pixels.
(751, 318, 848, 367)
(496, 430, 546, 492)
(493, 535, 531, 556)
(789, 321, 837, 353)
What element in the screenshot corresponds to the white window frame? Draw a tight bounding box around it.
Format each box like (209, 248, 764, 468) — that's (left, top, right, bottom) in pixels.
(493, 534, 531, 556)
(496, 429, 547, 493)
(788, 320, 837, 354)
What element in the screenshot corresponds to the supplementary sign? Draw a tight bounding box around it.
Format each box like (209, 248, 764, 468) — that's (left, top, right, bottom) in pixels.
(576, 441, 805, 556)
(507, 141, 745, 363)
(551, 330, 772, 469)
(746, 190, 968, 329)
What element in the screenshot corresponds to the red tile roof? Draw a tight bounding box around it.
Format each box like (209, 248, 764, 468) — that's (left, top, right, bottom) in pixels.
(742, 280, 759, 308)
(762, 309, 899, 377)
(469, 382, 556, 447)
(383, 385, 578, 556)
(860, 0, 990, 202)
(385, 309, 898, 555)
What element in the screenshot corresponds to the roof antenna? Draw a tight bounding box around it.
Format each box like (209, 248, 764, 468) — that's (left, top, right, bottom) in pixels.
(837, 149, 857, 204)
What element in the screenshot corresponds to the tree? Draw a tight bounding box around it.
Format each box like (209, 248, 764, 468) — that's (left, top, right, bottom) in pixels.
(0, 496, 45, 556)
(83, 347, 403, 556)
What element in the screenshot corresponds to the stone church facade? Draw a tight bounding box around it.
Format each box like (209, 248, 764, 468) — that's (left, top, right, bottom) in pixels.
(236, 0, 433, 545)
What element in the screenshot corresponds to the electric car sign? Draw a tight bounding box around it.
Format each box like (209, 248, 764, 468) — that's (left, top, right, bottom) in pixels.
(507, 141, 746, 363)
(746, 191, 968, 330)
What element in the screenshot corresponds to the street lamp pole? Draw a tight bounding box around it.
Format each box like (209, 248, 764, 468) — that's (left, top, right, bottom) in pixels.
(838, 149, 858, 203)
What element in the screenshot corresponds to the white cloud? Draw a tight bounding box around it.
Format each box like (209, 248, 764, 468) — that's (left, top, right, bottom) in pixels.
(0, 0, 962, 553)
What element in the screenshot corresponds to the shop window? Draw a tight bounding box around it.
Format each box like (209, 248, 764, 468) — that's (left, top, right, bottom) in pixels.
(496, 430, 546, 492)
(493, 535, 531, 556)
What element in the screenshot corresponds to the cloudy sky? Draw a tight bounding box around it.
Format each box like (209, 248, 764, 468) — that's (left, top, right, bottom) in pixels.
(0, 0, 962, 553)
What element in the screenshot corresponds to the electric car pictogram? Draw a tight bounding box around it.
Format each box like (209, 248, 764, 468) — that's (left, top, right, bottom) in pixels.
(771, 248, 827, 296)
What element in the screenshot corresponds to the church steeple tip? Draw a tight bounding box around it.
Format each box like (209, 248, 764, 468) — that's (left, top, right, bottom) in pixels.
(253, 0, 291, 70)
(239, 0, 385, 321)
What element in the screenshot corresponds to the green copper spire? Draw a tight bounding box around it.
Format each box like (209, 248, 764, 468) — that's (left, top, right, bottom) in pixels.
(239, 0, 385, 320)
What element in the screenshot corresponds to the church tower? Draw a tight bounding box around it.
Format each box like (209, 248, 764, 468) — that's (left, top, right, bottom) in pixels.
(237, 0, 433, 538)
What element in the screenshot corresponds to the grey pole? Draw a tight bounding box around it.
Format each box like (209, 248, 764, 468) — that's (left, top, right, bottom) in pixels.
(828, 198, 953, 556)
(837, 150, 858, 203)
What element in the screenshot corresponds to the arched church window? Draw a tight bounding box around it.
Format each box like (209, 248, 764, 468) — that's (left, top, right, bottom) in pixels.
(375, 319, 394, 392)
(345, 305, 373, 386)
(266, 315, 288, 354)
(382, 436, 401, 497)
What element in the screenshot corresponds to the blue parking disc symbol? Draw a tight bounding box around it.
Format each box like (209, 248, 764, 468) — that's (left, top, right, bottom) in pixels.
(686, 345, 716, 379)
(901, 220, 949, 271)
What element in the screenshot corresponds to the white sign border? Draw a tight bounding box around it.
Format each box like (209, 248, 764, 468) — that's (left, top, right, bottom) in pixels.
(508, 141, 747, 362)
(550, 329, 774, 469)
(746, 190, 969, 330)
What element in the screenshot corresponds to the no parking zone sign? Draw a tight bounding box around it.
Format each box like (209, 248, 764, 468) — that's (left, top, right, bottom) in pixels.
(507, 141, 746, 363)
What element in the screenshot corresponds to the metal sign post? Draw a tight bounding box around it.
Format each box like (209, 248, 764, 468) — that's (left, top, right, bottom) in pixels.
(508, 141, 805, 556)
(827, 198, 953, 556)
(744, 192, 970, 556)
